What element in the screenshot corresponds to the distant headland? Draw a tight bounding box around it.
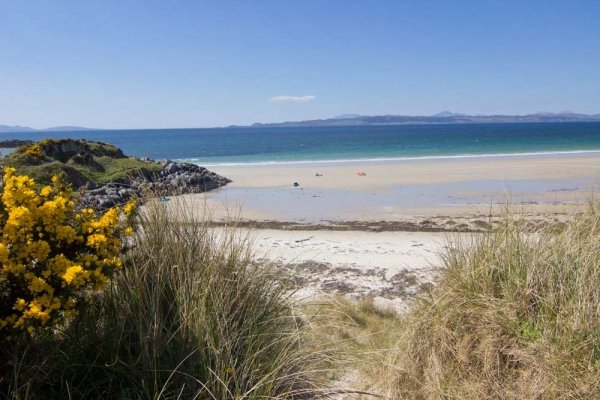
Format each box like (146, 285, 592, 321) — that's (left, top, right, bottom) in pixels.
(3, 112, 600, 133)
(247, 111, 600, 128)
(0, 125, 97, 134)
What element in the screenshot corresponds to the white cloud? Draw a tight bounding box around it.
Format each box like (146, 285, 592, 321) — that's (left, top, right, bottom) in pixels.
(269, 95, 316, 104)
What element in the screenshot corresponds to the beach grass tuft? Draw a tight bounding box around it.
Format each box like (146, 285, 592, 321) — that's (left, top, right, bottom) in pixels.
(380, 204, 600, 399)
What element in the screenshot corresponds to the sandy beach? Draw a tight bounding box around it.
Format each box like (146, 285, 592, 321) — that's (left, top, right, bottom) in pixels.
(166, 153, 600, 309)
(246, 228, 464, 311)
(175, 153, 600, 226)
(207, 153, 600, 189)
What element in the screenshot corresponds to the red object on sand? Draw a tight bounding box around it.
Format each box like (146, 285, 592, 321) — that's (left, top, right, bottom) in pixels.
(357, 172, 367, 176)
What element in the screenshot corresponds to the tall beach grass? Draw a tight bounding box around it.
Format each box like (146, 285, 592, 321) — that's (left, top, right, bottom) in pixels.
(1, 198, 325, 399)
(381, 204, 600, 399)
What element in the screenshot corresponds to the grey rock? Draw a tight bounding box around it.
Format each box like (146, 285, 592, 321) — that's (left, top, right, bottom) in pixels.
(98, 197, 115, 209)
(78, 160, 231, 211)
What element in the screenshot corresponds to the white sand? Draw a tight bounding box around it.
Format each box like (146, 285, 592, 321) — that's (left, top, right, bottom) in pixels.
(246, 229, 471, 312)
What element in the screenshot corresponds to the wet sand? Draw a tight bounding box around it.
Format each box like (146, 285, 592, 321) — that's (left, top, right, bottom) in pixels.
(179, 153, 600, 224)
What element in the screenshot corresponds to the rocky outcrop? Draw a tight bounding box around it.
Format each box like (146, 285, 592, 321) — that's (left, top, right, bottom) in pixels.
(0, 139, 34, 148)
(79, 159, 231, 210)
(2, 138, 231, 210)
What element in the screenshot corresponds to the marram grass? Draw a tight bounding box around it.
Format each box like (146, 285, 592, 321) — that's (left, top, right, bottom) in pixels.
(1, 198, 327, 399)
(380, 204, 600, 399)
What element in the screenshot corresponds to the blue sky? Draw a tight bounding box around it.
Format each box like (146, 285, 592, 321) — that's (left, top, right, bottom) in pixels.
(1, 1, 599, 129)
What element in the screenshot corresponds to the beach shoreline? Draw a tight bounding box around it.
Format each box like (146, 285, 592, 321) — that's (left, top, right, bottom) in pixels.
(169, 152, 600, 227)
(207, 152, 600, 188)
(160, 152, 600, 310)
(194, 148, 600, 168)
(246, 228, 453, 312)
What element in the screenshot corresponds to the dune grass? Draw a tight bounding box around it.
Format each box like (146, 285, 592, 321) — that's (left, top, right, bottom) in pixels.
(1, 199, 326, 399)
(303, 296, 402, 396)
(377, 205, 600, 399)
(304, 205, 600, 399)
(4, 189, 600, 399)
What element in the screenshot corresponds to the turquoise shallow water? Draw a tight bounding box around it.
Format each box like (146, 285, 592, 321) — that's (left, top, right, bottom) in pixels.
(2, 122, 600, 165)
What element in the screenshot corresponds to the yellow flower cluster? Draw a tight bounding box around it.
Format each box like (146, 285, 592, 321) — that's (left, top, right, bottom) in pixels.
(0, 168, 137, 336)
(23, 144, 43, 158)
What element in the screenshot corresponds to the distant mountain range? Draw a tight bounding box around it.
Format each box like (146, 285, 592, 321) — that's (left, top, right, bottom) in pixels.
(250, 112, 600, 128)
(3, 112, 600, 133)
(0, 125, 96, 134)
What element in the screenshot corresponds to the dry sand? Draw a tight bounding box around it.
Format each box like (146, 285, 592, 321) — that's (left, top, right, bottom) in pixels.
(246, 228, 466, 312)
(207, 153, 600, 189)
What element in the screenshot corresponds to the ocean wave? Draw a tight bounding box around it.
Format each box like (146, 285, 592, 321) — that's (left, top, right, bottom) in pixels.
(175, 149, 600, 167)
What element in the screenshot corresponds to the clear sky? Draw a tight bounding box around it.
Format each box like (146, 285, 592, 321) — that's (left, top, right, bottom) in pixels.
(1, 0, 599, 129)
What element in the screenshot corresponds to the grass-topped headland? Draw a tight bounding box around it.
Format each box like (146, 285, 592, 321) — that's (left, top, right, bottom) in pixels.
(3, 138, 231, 210)
(3, 138, 163, 187)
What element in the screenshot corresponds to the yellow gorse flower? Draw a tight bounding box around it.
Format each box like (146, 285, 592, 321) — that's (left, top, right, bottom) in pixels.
(123, 198, 137, 216)
(0, 167, 137, 337)
(24, 144, 43, 158)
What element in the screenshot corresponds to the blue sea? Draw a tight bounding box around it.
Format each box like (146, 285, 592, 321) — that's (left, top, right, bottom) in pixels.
(3, 122, 600, 166)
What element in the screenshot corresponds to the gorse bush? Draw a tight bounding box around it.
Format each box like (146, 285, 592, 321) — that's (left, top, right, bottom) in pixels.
(0, 167, 135, 336)
(23, 144, 42, 159)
